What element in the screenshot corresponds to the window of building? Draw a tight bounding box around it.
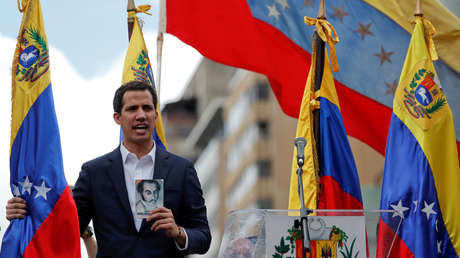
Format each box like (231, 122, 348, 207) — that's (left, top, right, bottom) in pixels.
(256, 197, 273, 209)
(257, 121, 269, 138)
(257, 160, 271, 178)
(251, 82, 269, 101)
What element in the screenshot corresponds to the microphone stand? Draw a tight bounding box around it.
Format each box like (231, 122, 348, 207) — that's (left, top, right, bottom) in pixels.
(294, 138, 313, 258)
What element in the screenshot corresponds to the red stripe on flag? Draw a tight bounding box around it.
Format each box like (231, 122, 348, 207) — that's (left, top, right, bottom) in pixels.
(458, 142, 460, 163)
(24, 187, 80, 258)
(336, 81, 460, 163)
(167, 0, 460, 163)
(318, 176, 363, 210)
(166, 0, 309, 118)
(335, 82, 392, 156)
(376, 218, 414, 258)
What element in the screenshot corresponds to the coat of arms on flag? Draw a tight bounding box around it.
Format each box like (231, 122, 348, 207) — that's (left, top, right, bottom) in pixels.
(16, 27, 49, 84)
(395, 61, 447, 130)
(130, 49, 155, 86)
(266, 215, 366, 258)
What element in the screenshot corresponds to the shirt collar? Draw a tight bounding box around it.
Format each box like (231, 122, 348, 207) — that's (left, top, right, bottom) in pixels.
(120, 142, 156, 164)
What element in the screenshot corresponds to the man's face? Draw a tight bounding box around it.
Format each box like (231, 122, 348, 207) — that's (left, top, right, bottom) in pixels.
(113, 90, 158, 147)
(142, 182, 159, 202)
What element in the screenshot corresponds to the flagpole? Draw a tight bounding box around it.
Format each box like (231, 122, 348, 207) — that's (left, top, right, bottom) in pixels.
(156, 33, 163, 99)
(317, 0, 326, 19)
(127, 0, 135, 40)
(312, 0, 326, 174)
(156, 0, 166, 100)
(415, 0, 423, 16)
(295, 3, 328, 258)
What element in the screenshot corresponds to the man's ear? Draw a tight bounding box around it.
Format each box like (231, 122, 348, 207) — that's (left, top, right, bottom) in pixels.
(154, 110, 158, 123)
(113, 112, 121, 125)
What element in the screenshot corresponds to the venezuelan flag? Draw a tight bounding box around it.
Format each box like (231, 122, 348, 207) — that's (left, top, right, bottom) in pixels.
(377, 16, 460, 257)
(0, 0, 80, 257)
(288, 19, 362, 210)
(165, 0, 460, 159)
(122, 8, 167, 150)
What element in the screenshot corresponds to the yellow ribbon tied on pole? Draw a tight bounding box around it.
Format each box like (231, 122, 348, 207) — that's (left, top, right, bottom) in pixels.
(304, 17, 340, 72)
(17, 0, 29, 13)
(128, 4, 152, 17)
(411, 16, 438, 61)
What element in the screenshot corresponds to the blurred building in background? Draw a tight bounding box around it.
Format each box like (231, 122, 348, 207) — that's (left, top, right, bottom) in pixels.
(162, 58, 384, 258)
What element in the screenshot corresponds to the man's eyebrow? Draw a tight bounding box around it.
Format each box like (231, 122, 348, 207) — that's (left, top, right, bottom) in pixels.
(124, 105, 138, 110)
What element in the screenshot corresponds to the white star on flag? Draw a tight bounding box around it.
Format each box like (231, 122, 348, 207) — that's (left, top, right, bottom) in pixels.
(275, 0, 289, 10)
(421, 201, 437, 220)
(437, 240, 442, 254)
(19, 176, 33, 195)
(390, 200, 409, 218)
(12, 184, 21, 197)
(267, 4, 281, 20)
(34, 180, 52, 200)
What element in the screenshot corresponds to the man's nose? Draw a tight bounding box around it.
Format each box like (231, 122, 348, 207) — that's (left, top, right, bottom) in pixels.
(135, 109, 147, 120)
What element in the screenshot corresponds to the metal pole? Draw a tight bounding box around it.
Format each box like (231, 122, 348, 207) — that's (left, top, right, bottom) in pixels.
(127, 0, 135, 40)
(312, 0, 326, 192)
(317, 0, 326, 19)
(415, 0, 423, 16)
(156, 0, 167, 99)
(156, 33, 163, 98)
(297, 164, 312, 258)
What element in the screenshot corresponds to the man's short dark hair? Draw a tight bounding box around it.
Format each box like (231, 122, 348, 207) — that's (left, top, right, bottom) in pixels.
(113, 80, 158, 114)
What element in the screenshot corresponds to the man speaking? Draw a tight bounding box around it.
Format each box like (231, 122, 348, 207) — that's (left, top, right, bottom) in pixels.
(6, 81, 211, 257)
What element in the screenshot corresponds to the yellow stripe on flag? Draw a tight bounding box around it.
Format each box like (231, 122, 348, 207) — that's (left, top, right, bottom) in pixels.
(11, 0, 51, 152)
(365, 0, 460, 74)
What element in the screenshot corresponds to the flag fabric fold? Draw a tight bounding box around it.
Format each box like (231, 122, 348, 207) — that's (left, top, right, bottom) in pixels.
(0, 0, 80, 257)
(122, 11, 167, 149)
(377, 16, 460, 258)
(164, 0, 460, 159)
(288, 20, 363, 210)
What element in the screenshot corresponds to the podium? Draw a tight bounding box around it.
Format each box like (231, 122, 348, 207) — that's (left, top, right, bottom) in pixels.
(217, 209, 401, 258)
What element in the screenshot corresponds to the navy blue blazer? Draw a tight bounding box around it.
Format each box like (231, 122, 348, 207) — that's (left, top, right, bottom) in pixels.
(73, 146, 211, 258)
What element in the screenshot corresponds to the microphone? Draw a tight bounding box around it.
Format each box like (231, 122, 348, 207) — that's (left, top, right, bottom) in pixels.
(294, 137, 311, 255)
(294, 137, 306, 167)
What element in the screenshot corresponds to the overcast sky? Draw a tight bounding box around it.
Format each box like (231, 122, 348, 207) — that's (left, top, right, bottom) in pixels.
(0, 1, 201, 254)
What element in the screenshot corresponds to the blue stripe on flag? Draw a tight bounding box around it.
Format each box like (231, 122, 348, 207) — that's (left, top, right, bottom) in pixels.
(380, 114, 457, 257)
(2, 84, 67, 257)
(153, 130, 166, 150)
(319, 97, 362, 203)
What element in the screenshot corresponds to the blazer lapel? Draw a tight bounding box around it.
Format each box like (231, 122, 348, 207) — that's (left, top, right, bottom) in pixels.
(153, 147, 171, 181)
(106, 147, 135, 226)
(140, 147, 172, 233)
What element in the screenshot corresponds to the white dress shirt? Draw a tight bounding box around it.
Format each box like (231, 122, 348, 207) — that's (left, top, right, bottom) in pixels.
(120, 143, 156, 231)
(119, 143, 188, 250)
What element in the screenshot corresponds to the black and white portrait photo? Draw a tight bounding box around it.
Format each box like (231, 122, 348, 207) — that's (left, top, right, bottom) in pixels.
(135, 179, 164, 218)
